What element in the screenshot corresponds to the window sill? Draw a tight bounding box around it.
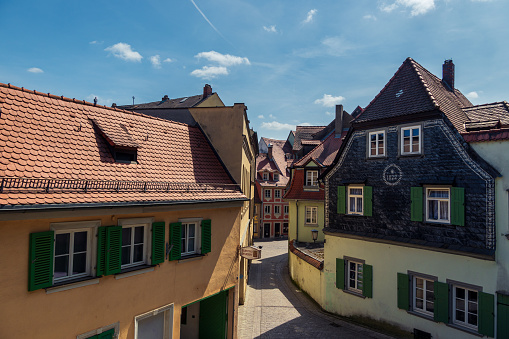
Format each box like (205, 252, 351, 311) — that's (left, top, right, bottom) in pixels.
(115, 265, 154, 280)
(303, 186, 319, 191)
(397, 153, 423, 159)
(366, 156, 387, 160)
(406, 310, 434, 322)
(178, 253, 206, 263)
(304, 223, 318, 227)
(46, 276, 99, 294)
(446, 323, 482, 337)
(342, 289, 366, 299)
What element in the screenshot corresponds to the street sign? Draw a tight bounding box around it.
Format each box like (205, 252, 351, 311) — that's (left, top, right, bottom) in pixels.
(240, 246, 261, 260)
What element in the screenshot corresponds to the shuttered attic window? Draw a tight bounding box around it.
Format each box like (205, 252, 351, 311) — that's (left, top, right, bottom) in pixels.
(91, 118, 139, 163)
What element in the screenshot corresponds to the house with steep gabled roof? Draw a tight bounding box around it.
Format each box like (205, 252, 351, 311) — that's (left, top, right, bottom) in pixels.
(0, 83, 246, 339)
(318, 58, 509, 338)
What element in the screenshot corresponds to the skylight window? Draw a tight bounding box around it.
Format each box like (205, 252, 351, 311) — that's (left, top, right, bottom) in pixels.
(180, 97, 188, 103)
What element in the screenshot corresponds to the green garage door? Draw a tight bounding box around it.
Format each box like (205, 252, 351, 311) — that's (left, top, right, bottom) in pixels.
(199, 290, 228, 339)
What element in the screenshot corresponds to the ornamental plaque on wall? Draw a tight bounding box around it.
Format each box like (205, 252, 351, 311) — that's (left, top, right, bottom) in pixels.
(382, 163, 402, 186)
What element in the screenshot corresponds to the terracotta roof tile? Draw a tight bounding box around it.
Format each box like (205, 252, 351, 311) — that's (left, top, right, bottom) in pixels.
(283, 168, 324, 200)
(0, 83, 244, 208)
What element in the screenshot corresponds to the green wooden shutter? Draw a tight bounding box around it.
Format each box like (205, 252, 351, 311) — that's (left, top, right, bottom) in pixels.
(363, 186, 373, 217)
(169, 222, 182, 261)
(199, 290, 227, 339)
(497, 294, 509, 339)
(411, 187, 423, 222)
(434, 281, 449, 323)
(151, 222, 165, 265)
(362, 264, 373, 298)
(451, 187, 465, 226)
(105, 226, 122, 275)
(96, 328, 115, 339)
(201, 219, 211, 254)
(478, 292, 494, 337)
(336, 258, 345, 290)
(96, 226, 107, 276)
(397, 273, 410, 310)
(28, 231, 55, 291)
(337, 186, 346, 214)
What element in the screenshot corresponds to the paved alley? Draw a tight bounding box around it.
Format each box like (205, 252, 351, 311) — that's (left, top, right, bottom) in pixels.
(238, 239, 397, 339)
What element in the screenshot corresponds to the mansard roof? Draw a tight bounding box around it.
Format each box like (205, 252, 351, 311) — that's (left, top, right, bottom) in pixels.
(355, 58, 472, 133)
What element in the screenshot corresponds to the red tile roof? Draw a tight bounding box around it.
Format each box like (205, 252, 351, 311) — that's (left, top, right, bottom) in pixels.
(256, 137, 290, 186)
(0, 83, 245, 209)
(462, 128, 509, 142)
(288, 240, 323, 270)
(283, 169, 324, 200)
(294, 132, 346, 168)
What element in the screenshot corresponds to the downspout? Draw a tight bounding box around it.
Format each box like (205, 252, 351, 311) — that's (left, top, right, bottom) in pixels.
(296, 200, 299, 242)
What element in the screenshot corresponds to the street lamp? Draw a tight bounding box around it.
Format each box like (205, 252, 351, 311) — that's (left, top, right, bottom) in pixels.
(311, 229, 318, 244)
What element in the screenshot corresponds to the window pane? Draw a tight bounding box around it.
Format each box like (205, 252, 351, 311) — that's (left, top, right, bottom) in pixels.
(468, 290, 478, 302)
(181, 238, 186, 253)
(412, 141, 419, 153)
(404, 138, 410, 153)
(54, 255, 69, 278)
(404, 129, 410, 137)
(350, 188, 362, 195)
(456, 297, 465, 311)
(440, 201, 449, 220)
(73, 231, 87, 252)
(456, 287, 465, 299)
(426, 301, 434, 313)
(133, 244, 143, 262)
(428, 200, 438, 220)
(349, 197, 355, 212)
(456, 310, 465, 322)
(357, 198, 363, 212)
(188, 238, 195, 252)
(371, 134, 376, 142)
(412, 128, 419, 137)
(55, 233, 70, 255)
(416, 288, 423, 299)
(429, 190, 449, 198)
(468, 314, 478, 326)
(122, 228, 132, 246)
(188, 224, 195, 238)
(134, 226, 144, 244)
(378, 133, 384, 141)
(73, 252, 86, 274)
(468, 300, 478, 313)
(415, 299, 424, 310)
(415, 278, 423, 289)
(122, 246, 131, 265)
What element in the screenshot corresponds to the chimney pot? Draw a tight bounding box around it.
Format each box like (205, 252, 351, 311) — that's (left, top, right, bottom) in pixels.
(335, 104, 344, 138)
(203, 84, 212, 98)
(162, 95, 169, 101)
(442, 59, 455, 91)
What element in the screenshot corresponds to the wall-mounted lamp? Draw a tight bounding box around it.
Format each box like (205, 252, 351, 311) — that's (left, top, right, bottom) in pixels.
(311, 229, 318, 244)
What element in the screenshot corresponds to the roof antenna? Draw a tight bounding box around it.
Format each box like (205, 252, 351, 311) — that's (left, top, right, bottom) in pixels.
(132, 96, 135, 105)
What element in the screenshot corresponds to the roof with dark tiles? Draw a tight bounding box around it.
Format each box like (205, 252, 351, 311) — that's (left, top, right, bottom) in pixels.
(462, 102, 509, 126)
(0, 83, 245, 208)
(293, 132, 347, 168)
(292, 126, 327, 151)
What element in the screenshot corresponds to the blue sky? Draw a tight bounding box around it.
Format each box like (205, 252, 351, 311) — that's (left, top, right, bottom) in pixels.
(0, 0, 508, 140)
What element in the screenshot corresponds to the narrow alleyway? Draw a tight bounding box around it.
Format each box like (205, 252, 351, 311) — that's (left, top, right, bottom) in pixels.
(238, 239, 396, 339)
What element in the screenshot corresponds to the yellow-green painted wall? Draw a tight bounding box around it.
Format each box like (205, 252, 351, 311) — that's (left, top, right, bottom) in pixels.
(288, 251, 323, 305)
(287, 200, 325, 243)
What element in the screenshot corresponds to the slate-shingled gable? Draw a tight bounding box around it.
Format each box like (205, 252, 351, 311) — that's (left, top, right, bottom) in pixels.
(0, 83, 245, 208)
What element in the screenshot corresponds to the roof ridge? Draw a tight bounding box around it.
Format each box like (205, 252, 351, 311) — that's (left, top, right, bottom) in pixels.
(462, 101, 508, 110)
(0, 82, 193, 128)
(408, 59, 440, 109)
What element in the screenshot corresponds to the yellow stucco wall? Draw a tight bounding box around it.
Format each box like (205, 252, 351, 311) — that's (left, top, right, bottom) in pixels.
(287, 200, 325, 243)
(0, 206, 241, 339)
(288, 251, 323, 305)
(195, 93, 225, 107)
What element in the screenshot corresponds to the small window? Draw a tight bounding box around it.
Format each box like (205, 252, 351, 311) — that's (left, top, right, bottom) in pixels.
(413, 276, 435, 316)
(135, 304, 173, 339)
(305, 206, 317, 224)
(274, 173, 279, 181)
(54, 228, 92, 282)
(368, 131, 385, 157)
(347, 260, 364, 293)
(306, 170, 319, 186)
(275, 189, 281, 198)
(274, 205, 281, 215)
(181, 222, 198, 256)
(264, 189, 271, 199)
(401, 126, 421, 155)
(264, 205, 271, 214)
(284, 205, 289, 214)
(426, 187, 450, 223)
(119, 218, 153, 269)
(348, 186, 364, 215)
(263, 172, 269, 181)
(453, 285, 479, 330)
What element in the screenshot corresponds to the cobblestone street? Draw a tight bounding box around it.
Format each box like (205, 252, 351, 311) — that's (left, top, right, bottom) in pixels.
(238, 239, 396, 339)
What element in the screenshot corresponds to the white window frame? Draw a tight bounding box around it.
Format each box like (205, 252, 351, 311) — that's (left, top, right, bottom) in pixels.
(346, 259, 364, 294)
(347, 185, 364, 215)
(273, 173, 279, 181)
(135, 303, 174, 339)
(305, 206, 318, 224)
(306, 170, 319, 186)
(452, 285, 479, 331)
(412, 275, 435, 317)
(50, 220, 100, 284)
(368, 130, 386, 157)
(118, 218, 153, 269)
(264, 205, 271, 215)
(425, 187, 450, 224)
(284, 205, 289, 215)
(274, 205, 281, 215)
(274, 189, 281, 198)
(262, 172, 269, 181)
(401, 125, 422, 155)
(264, 189, 271, 199)
(179, 217, 203, 256)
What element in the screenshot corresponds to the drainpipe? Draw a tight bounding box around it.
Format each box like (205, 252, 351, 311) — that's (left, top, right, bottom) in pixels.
(296, 200, 299, 242)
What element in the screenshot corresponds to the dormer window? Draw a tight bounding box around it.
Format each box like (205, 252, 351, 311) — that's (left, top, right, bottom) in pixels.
(273, 173, 279, 181)
(306, 170, 318, 186)
(263, 172, 269, 181)
(91, 118, 139, 164)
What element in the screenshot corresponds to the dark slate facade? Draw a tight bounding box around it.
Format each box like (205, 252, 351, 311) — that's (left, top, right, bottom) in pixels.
(325, 117, 496, 255)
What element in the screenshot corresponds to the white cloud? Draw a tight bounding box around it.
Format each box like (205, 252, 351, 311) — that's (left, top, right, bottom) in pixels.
(363, 14, 377, 20)
(150, 55, 161, 69)
(314, 94, 345, 107)
(261, 121, 295, 131)
(27, 67, 43, 73)
(466, 91, 479, 100)
(104, 42, 143, 62)
(163, 58, 173, 63)
(269, 114, 276, 119)
(258, 115, 265, 119)
(263, 25, 277, 33)
(381, 0, 435, 16)
(325, 111, 333, 116)
(191, 66, 229, 79)
(303, 9, 317, 23)
(89, 41, 103, 45)
(195, 51, 250, 66)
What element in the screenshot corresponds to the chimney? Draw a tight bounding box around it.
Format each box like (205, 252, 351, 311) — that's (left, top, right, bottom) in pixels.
(203, 84, 212, 98)
(267, 144, 273, 160)
(442, 59, 455, 91)
(335, 104, 343, 138)
(162, 95, 169, 101)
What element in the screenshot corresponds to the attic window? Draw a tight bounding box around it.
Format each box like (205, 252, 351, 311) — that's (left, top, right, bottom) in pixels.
(91, 118, 139, 164)
(114, 148, 137, 163)
(180, 97, 188, 103)
(396, 90, 404, 98)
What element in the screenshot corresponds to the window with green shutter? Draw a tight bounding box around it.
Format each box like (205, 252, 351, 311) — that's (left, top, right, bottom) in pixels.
(169, 222, 182, 261)
(97, 226, 122, 276)
(336, 258, 345, 290)
(450, 187, 465, 226)
(434, 281, 449, 323)
(362, 264, 373, 298)
(337, 186, 346, 214)
(151, 222, 165, 265)
(411, 187, 423, 222)
(478, 291, 494, 337)
(497, 293, 509, 339)
(28, 231, 55, 291)
(363, 186, 373, 217)
(338, 257, 372, 298)
(201, 219, 211, 254)
(397, 273, 410, 310)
